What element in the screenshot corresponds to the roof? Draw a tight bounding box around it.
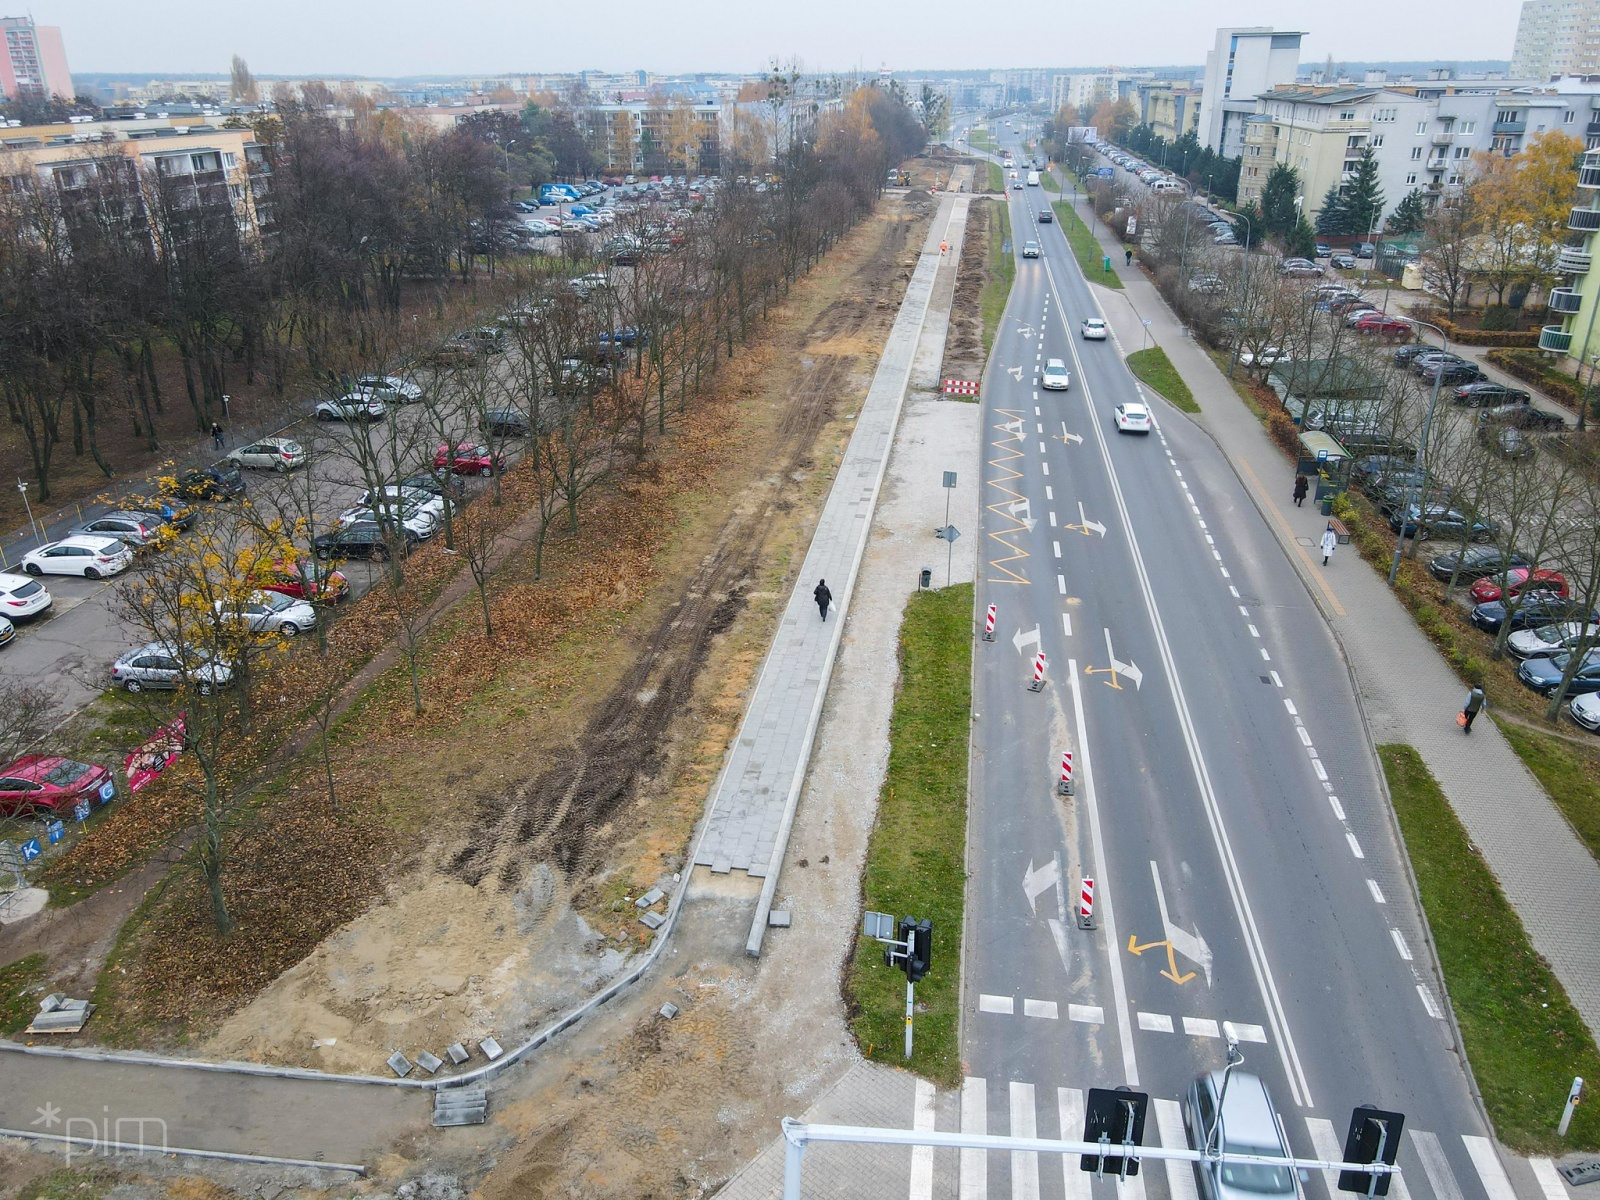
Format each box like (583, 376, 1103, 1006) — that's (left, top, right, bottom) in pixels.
(1298, 431, 1351, 461)
(1263, 86, 1382, 105)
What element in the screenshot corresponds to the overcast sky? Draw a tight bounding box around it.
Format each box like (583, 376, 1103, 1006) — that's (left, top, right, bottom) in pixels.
(48, 0, 1519, 78)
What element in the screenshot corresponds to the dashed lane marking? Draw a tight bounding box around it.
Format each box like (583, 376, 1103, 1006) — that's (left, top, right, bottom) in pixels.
(1023, 998, 1059, 1019)
(1137, 1011, 1174, 1032)
(1367, 879, 1386, 904)
(979, 993, 1014, 1014)
(1067, 1004, 1104, 1024)
(1182, 1016, 1220, 1037)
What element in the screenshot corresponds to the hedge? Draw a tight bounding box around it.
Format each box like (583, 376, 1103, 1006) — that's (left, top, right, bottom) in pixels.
(1485, 348, 1584, 410)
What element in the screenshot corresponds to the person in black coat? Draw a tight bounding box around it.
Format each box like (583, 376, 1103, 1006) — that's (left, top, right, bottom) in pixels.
(1292, 473, 1309, 507)
(814, 579, 833, 621)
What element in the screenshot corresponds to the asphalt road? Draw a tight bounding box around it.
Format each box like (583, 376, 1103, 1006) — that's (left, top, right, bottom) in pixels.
(959, 126, 1519, 1200)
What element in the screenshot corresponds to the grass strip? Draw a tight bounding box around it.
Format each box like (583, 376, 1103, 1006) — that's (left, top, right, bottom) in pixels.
(1053, 200, 1124, 291)
(1126, 346, 1199, 414)
(980, 203, 1015, 357)
(0, 952, 46, 1035)
(1498, 722, 1600, 866)
(986, 161, 1004, 194)
(1040, 172, 1060, 193)
(1380, 743, 1600, 1151)
(846, 583, 973, 1087)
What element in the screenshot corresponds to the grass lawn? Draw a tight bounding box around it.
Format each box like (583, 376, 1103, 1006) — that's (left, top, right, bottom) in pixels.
(1126, 346, 1199, 414)
(1040, 172, 1060, 193)
(0, 952, 46, 1035)
(970, 129, 997, 152)
(986, 161, 1004, 193)
(1498, 722, 1600, 866)
(1053, 200, 1124, 291)
(1380, 744, 1600, 1152)
(846, 583, 973, 1087)
(980, 202, 1015, 357)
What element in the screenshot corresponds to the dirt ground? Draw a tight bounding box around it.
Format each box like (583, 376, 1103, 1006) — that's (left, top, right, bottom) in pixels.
(941, 199, 993, 387)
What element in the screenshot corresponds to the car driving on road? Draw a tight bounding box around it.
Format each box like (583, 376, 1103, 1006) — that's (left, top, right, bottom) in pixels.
(1183, 1070, 1296, 1200)
(1041, 359, 1071, 390)
(1081, 318, 1108, 340)
(1114, 401, 1152, 434)
(1021, 240, 1040, 258)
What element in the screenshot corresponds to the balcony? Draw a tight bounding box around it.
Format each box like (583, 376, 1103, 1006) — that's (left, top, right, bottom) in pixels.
(1581, 161, 1600, 189)
(1588, 119, 1600, 139)
(1570, 206, 1600, 231)
(1493, 117, 1527, 134)
(1550, 287, 1585, 314)
(1540, 325, 1574, 353)
(1431, 131, 1454, 146)
(1558, 245, 1593, 274)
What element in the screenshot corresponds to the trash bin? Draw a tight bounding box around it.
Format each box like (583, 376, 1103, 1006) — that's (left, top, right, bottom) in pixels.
(1319, 496, 1334, 516)
(919, 567, 932, 590)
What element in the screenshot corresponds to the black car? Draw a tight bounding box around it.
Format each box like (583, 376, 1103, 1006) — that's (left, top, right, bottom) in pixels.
(479, 408, 531, 437)
(1478, 402, 1566, 432)
(1471, 594, 1599, 634)
(1038, 209, 1055, 223)
(399, 471, 467, 502)
(1453, 382, 1530, 407)
(1419, 361, 1485, 386)
(312, 521, 419, 562)
(1518, 648, 1600, 696)
(1428, 545, 1529, 582)
(1373, 472, 1440, 515)
(1350, 454, 1417, 491)
(173, 464, 247, 502)
(1393, 344, 1436, 368)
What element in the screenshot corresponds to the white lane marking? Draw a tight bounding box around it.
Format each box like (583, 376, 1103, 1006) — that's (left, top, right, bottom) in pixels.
(1156, 1098, 1201, 1200)
(1233, 1022, 1268, 1042)
(1138, 1011, 1174, 1032)
(1035, 406, 1041, 416)
(1059, 1089, 1090, 1200)
(1248, 624, 1261, 638)
(911, 1078, 936, 1200)
(1229, 585, 1240, 598)
(1053, 258, 1308, 1100)
(1296, 727, 1314, 747)
(1391, 929, 1413, 961)
(1367, 879, 1386, 904)
(1270, 671, 1283, 687)
(1011, 1082, 1041, 1200)
(1416, 984, 1444, 1019)
(979, 994, 1014, 1014)
(1058, 575, 1067, 594)
(1239, 606, 1250, 617)
(1304, 1116, 1343, 1198)
(1039, 441, 1047, 453)
(1463, 1137, 1517, 1200)
(1312, 759, 1328, 781)
(1182, 1016, 1220, 1037)
(1045, 486, 1054, 500)
(1063, 612, 1073, 637)
(1024, 998, 1060, 1019)
(1529, 1158, 1569, 1200)
(961, 1077, 988, 1200)
(1413, 1131, 1465, 1200)
(1283, 698, 1297, 714)
(1220, 567, 1230, 578)
(1329, 796, 1346, 820)
(1042, 462, 1050, 475)
(1069, 1003, 1105, 1024)
(1037, 423, 1045, 433)
(1346, 832, 1364, 859)
(1050, 511, 1058, 526)
(1260, 647, 1272, 660)
(1054, 541, 1062, 557)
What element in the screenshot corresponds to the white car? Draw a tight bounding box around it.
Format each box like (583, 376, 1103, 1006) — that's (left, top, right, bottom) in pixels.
(1081, 318, 1108, 340)
(215, 590, 317, 637)
(0, 571, 52, 618)
(362, 485, 452, 524)
(1021, 240, 1041, 259)
(21, 535, 134, 579)
(1239, 346, 1288, 368)
(356, 375, 422, 404)
(1041, 359, 1071, 391)
(315, 393, 387, 422)
(1114, 402, 1153, 434)
(338, 500, 437, 540)
(1570, 689, 1600, 732)
(228, 438, 308, 472)
(1508, 621, 1600, 660)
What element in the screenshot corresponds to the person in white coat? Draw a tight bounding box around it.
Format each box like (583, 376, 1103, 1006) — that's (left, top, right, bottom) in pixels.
(1320, 523, 1338, 566)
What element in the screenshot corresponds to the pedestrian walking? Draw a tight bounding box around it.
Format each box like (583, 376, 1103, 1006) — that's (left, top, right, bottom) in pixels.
(814, 579, 833, 622)
(1292, 474, 1309, 507)
(210, 421, 225, 451)
(1461, 686, 1486, 733)
(1320, 523, 1338, 566)
(1124, 248, 1133, 267)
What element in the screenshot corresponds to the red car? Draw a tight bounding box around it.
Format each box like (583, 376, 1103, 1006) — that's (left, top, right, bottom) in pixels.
(1354, 312, 1413, 339)
(434, 442, 504, 477)
(0, 754, 115, 818)
(1468, 567, 1568, 604)
(262, 558, 349, 604)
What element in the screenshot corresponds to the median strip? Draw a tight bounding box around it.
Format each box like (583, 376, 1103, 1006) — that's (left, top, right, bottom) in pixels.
(1052, 200, 1123, 291)
(1126, 346, 1199, 414)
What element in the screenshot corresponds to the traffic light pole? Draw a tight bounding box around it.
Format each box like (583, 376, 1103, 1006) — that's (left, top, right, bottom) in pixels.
(905, 981, 915, 1059)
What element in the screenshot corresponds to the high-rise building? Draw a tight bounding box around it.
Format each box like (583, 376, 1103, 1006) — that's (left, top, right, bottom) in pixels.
(1197, 27, 1304, 157)
(0, 15, 73, 102)
(1510, 0, 1600, 80)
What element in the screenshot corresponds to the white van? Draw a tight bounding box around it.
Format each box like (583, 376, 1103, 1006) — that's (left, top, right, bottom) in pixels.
(1027, 170, 1041, 187)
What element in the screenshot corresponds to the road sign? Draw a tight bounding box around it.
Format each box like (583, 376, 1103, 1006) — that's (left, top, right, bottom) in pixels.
(19, 839, 41, 862)
(73, 798, 91, 823)
(943, 471, 958, 489)
(1081, 1086, 1148, 1177)
(863, 911, 896, 940)
(46, 820, 64, 845)
(936, 525, 961, 542)
(1338, 1106, 1405, 1195)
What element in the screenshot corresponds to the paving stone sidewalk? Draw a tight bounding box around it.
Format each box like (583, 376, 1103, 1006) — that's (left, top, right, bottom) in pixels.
(1081, 207, 1600, 1040)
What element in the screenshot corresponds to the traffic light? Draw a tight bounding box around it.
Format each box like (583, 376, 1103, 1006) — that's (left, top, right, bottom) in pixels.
(1080, 1086, 1148, 1177)
(1338, 1105, 1405, 1196)
(907, 919, 932, 983)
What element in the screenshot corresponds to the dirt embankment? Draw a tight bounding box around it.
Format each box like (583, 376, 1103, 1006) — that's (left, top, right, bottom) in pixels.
(941, 200, 993, 387)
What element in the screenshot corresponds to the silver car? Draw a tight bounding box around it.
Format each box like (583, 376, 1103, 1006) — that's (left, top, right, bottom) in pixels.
(315, 393, 387, 422)
(356, 374, 423, 404)
(69, 511, 166, 549)
(111, 641, 234, 693)
(338, 500, 437, 540)
(215, 590, 317, 637)
(1184, 1070, 1295, 1200)
(227, 438, 308, 472)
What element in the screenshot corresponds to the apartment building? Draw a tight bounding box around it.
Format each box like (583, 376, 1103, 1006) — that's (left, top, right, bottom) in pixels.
(1536, 147, 1600, 368)
(1198, 27, 1304, 157)
(0, 15, 72, 102)
(1511, 0, 1600, 81)
(1137, 81, 1202, 142)
(586, 100, 721, 175)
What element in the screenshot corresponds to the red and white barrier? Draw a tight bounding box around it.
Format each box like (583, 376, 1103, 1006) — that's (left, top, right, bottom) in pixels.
(1078, 877, 1095, 928)
(984, 604, 997, 642)
(942, 378, 980, 397)
(1029, 651, 1047, 691)
(1058, 749, 1074, 796)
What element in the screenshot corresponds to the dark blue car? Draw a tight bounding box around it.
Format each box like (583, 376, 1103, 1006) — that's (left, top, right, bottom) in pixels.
(1518, 648, 1600, 695)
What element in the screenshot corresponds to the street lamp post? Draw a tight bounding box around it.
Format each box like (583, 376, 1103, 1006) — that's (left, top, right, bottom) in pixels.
(1204, 1025, 1245, 1162)
(1387, 317, 1451, 585)
(16, 478, 41, 548)
(1228, 214, 1254, 378)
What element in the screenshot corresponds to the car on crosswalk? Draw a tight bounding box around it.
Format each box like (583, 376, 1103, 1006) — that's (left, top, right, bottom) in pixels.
(1042, 359, 1071, 390)
(1183, 1069, 1296, 1200)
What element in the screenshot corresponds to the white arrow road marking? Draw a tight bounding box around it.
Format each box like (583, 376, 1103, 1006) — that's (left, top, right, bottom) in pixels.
(1059, 420, 1083, 445)
(1150, 859, 1213, 987)
(1013, 625, 1042, 656)
(1104, 628, 1144, 690)
(1002, 416, 1024, 435)
(1007, 496, 1037, 531)
(1008, 365, 1025, 381)
(1073, 502, 1106, 538)
(1023, 856, 1061, 914)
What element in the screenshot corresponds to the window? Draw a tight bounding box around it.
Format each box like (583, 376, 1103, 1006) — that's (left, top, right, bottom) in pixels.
(1417, 121, 1429, 134)
(1411, 146, 1423, 160)
(1372, 134, 1384, 147)
(1567, 110, 1577, 124)
(222, 151, 236, 168)
(1339, 109, 1356, 121)
(1459, 120, 1476, 134)
(1406, 173, 1418, 185)
(1454, 145, 1469, 158)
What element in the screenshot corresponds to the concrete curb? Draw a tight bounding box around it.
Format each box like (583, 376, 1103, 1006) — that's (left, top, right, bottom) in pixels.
(0, 1126, 366, 1174)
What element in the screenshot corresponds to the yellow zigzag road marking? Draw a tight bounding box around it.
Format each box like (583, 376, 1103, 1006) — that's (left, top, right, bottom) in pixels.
(986, 408, 1031, 586)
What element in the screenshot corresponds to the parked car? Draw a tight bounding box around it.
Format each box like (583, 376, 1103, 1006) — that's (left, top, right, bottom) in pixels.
(1469, 568, 1568, 604)
(434, 441, 504, 477)
(1519, 647, 1600, 696)
(1567, 689, 1600, 731)
(216, 589, 318, 637)
(1238, 345, 1287, 367)
(227, 438, 307, 472)
(1454, 382, 1531, 407)
(1427, 545, 1528, 582)
(1182, 1070, 1295, 1200)
(1508, 621, 1600, 660)
(312, 521, 418, 562)
(0, 571, 52, 619)
(1479, 424, 1535, 459)
(399, 470, 467, 502)
(1330, 252, 1356, 269)
(338, 499, 436, 541)
(1353, 312, 1412, 339)
(111, 641, 234, 694)
(356, 374, 423, 404)
(1081, 318, 1108, 340)
(1392, 344, 1436, 368)
(1314, 242, 1332, 258)
(1478, 402, 1565, 432)
(315, 393, 387, 422)
(172, 463, 246, 502)
(480, 408, 531, 437)
(1351, 454, 1418, 493)
(1388, 502, 1496, 542)
(21, 535, 134, 579)
(1353, 241, 1376, 258)
(1470, 594, 1598, 634)
(262, 558, 349, 605)
(0, 613, 12, 649)
(1188, 274, 1226, 294)
(1418, 360, 1486, 386)
(1041, 359, 1071, 390)
(0, 755, 115, 818)
(68, 511, 166, 550)
(1114, 401, 1152, 433)
(1021, 240, 1041, 258)
(1278, 257, 1324, 277)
